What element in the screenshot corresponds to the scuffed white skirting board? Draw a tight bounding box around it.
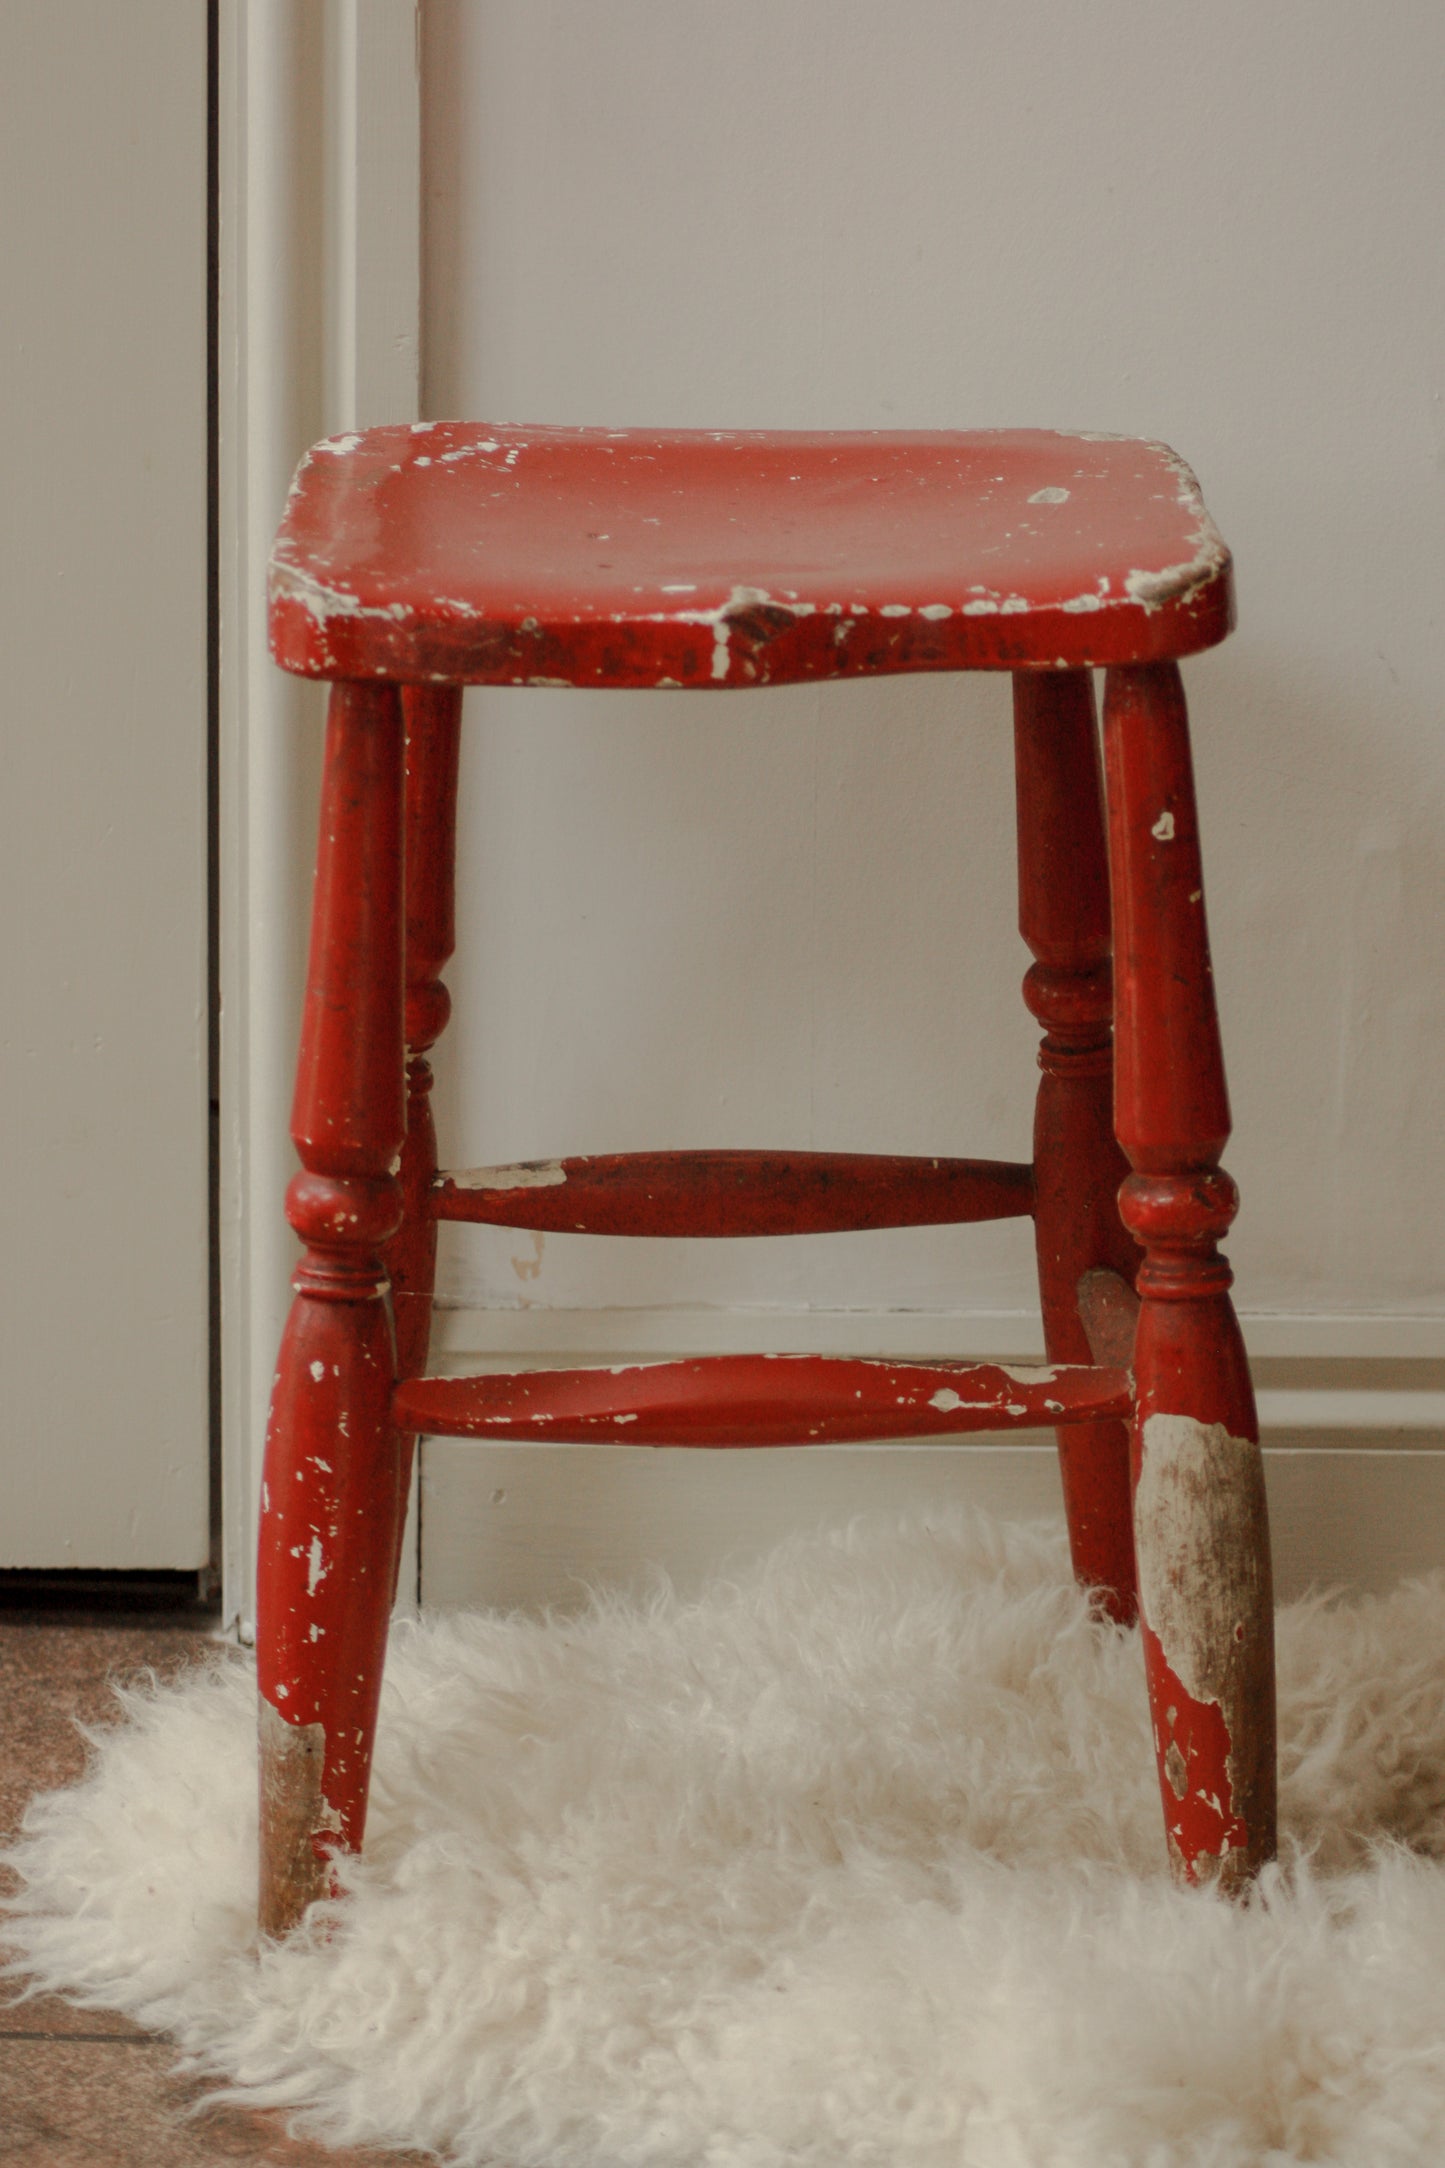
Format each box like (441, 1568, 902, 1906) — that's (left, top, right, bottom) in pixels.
(434, 1301, 1445, 1362)
(416, 1306, 1445, 1617)
(418, 1439, 1445, 1615)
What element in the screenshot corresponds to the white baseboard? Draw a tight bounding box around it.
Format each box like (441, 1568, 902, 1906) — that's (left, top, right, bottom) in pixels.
(418, 1441, 1445, 1616)
(420, 1304, 1445, 1615)
(434, 1300, 1445, 1362)
(434, 1303, 1445, 1428)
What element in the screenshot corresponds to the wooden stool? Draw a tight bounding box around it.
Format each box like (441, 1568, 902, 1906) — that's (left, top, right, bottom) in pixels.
(257, 425, 1275, 1935)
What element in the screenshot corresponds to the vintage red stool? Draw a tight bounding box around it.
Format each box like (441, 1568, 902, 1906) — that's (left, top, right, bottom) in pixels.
(257, 424, 1275, 1935)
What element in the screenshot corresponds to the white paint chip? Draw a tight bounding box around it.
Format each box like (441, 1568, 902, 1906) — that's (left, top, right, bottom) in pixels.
(1152, 811, 1176, 841)
(449, 1160, 568, 1191)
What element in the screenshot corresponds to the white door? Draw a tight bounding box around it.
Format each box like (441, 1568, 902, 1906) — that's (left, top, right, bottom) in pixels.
(0, 7, 209, 1568)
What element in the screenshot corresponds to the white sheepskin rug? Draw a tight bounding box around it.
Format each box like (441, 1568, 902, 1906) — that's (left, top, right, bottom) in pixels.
(9, 1507, 1445, 2166)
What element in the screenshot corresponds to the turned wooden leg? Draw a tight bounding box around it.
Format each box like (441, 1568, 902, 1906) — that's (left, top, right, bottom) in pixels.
(386, 686, 463, 1598)
(1014, 670, 1140, 1622)
(1102, 661, 1276, 1892)
(256, 682, 407, 1938)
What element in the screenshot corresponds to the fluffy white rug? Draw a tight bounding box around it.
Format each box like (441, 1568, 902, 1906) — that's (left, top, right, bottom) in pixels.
(8, 1507, 1445, 2166)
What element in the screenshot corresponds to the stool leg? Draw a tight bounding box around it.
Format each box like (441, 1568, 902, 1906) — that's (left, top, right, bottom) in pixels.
(1014, 671, 1139, 1622)
(386, 686, 463, 1598)
(1102, 661, 1276, 1892)
(256, 682, 406, 1938)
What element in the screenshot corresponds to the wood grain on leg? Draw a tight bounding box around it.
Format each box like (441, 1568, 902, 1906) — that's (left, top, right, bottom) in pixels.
(1102, 661, 1276, 1892)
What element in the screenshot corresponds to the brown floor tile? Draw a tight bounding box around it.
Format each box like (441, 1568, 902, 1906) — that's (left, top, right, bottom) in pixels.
(0, 1989, 150, 2039)
(0, 2035, 435, 2164)
(0, 1613, 436, 2165)
(0, 1613, 222, 1865)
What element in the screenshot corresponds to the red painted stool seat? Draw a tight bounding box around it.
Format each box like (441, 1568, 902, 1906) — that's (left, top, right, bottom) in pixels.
(269, 425, 1232, 687)
(256, 423, 1275, 1938)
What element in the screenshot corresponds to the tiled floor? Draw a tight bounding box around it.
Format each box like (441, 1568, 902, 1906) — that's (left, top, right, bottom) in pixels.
(0, 1590, 433, 2167)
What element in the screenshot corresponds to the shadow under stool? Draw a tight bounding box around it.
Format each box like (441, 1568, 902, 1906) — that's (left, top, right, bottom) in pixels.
(256, 424, 1276, 1936)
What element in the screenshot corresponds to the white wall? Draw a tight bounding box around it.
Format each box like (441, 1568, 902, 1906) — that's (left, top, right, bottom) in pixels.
(419, 0, 1445, 1343)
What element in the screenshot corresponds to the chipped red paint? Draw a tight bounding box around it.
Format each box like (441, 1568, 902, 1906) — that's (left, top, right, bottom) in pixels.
(385, 685, 462, 1600)
(1014, 671, 1140, 1621)
(1103, 662, 1276, 1891)
(256, 427, 1276, 1933)
(436, 1149, 1034, 1237)
(269, 427, 1234, 688)
(1139, 1620, 1250, 1877)
(395, 1355, 1131, 1447)
(255, 683, 407, 1938)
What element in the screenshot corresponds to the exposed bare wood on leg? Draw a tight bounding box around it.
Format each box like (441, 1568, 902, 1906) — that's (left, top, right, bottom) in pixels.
(1077, 1267, 1140, 1371)
(1102, 661, 1276, 1892)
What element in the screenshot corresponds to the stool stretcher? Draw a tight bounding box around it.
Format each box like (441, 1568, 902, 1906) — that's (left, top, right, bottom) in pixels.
(435, 1149, 1035, 1237)
(394, 1354, 1132, 1447)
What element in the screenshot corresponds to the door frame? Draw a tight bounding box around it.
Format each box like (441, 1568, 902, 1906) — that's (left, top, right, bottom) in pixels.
(217, 0, 421, 1637)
